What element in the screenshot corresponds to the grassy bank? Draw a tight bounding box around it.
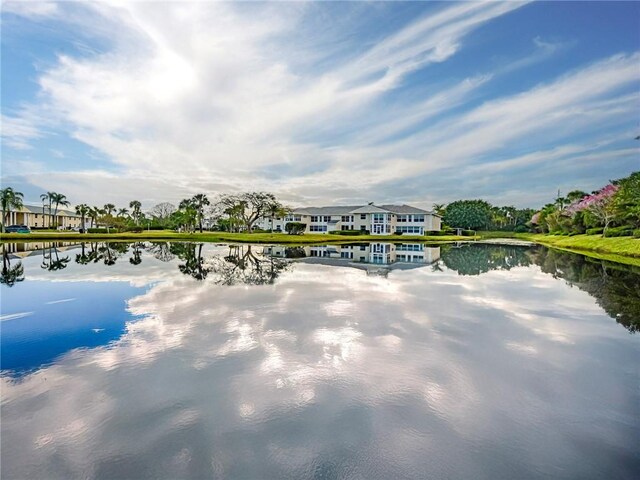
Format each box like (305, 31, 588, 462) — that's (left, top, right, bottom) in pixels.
(516, 233, 640, 261)
(474, 231, 640, 267)
(0, 230, 466, 245)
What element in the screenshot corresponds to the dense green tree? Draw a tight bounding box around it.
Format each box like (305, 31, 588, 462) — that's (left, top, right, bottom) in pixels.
(613, 171, 640, 228)
(443, 200, 492, 230)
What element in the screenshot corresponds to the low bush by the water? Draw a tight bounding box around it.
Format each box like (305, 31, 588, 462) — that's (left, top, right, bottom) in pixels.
(603, 226, 634, 238)
(586, 227, 604, 235)
(634, 229, 640, 238)
(87, 228, 109, 233)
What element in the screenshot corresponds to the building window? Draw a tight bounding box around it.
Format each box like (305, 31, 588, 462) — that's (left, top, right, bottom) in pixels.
(373, 213, 385, 223)
(309, 225, 327, 232)
(323, 216, 331, 222)
(311, 216, 319, 222)
(414, 215, 424, 222)
(341, 215, 353, 222)
(360, 214, 366, 219)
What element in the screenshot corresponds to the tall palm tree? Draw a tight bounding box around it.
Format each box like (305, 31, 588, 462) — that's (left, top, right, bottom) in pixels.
(50, 192, 70, 228)
(432, 203, 446, 216)
(1, 187, 24, 233)
(117, 207, 129, 218)
(267, 203, 289, 233)
(40, 192, 51, 228)
(129, 200, 142, 226)
(191, 194, 210, 233)
(104, 203, 116, 216)
(75, 204, 90, 232)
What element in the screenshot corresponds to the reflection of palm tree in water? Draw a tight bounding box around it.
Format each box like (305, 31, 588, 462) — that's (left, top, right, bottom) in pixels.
(130, 242, 144, 265)
(75, 242, 95, 265)
(1, 244, 25, 287)
(41, 244, 70, 271)
(97, 242, 129, 266)
(178, 243, 209, 280)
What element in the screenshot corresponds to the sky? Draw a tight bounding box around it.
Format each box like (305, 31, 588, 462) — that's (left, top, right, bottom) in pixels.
(1, 1, 639, 211)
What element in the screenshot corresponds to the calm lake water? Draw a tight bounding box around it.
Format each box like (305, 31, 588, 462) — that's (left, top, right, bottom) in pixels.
(1, 241, 639, 479)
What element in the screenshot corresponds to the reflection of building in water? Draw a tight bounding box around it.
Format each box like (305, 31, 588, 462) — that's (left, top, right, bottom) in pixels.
(4, 242, 81, 259)
(262, 243, 440, 274)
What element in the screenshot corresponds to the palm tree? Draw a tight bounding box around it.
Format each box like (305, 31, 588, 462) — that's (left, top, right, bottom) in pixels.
(432, 203, 446, 216)
(104, 203, 116, 216)
(40, 192, 51, 228)
(129, 200, 142, 226)
(50, 192, 70, 229)
(267, 203, 289, 233)
(191, 194, 210, 233)
(75, 204, 90, 232)
(1, 187, 24, 233)
(117, 207, 129, 218)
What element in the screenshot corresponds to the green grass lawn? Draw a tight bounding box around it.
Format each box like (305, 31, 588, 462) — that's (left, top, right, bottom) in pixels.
(0, 230, 466, 244)
(516, 233, 640, 256)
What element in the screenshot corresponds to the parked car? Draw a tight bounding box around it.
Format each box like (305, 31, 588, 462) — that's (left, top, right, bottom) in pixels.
(5, 225, 31, 233)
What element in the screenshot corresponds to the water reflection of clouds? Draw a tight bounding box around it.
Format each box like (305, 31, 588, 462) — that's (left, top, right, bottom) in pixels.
(1, 248, 638, 478)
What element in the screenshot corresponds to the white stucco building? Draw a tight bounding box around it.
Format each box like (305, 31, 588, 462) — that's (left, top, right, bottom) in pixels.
(257, 204, 441, 235)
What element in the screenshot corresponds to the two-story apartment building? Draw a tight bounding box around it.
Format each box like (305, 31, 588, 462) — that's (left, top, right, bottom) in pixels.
(4, 205, 83, 229)
(257, 204, 441, 235)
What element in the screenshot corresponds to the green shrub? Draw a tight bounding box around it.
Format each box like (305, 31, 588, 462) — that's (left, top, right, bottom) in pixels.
(285, 222, 306, 235)
(124, 226, 144, 233)
(513, 225, 528, 233)
(87, 228, 108, 234)
(586, 227, 603, 235)
(633, 229, 640, 239)
(461, 229, 476, 236)
(329, 230, 366, 236)
(603, 226, 634, 237)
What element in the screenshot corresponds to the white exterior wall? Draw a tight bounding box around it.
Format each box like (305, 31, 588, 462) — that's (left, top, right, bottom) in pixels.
(256, 207, 442, 234)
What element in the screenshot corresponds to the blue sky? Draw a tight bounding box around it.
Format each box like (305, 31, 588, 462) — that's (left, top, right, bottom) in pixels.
(1, 1, 638, 209)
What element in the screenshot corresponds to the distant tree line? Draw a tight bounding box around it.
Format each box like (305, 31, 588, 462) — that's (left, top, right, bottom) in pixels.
(0, 186, 292, 234)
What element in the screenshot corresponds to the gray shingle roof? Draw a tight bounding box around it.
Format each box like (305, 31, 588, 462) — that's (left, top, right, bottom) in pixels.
(20, 205, 79, 217)
(292, 204, 439, 216)
(379, 204, 430, 214)
(294, 206, 361, 215)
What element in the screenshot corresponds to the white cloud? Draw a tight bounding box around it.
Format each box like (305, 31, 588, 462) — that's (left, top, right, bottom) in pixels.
(1, 114, 42, 150)
(2, 1, 638, 208)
